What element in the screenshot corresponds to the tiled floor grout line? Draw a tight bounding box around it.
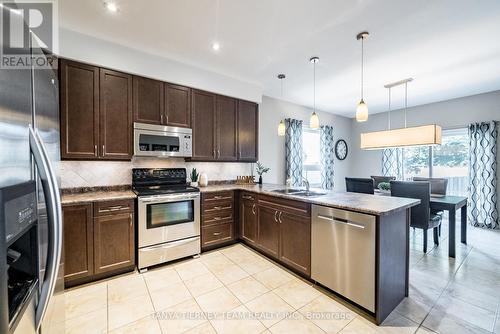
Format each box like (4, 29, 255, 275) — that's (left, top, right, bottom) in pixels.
(416, 240, 474, 330)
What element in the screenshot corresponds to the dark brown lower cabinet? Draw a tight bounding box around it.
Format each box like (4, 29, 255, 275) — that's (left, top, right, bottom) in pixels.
(63, 203, 93, 284)
(240, 193, 257, 245)
(93, 212, 135, 275)
(63, 199, 135, 287)
(256, 204, 280, 258)
(279, 211, 311, 276)
(250, 195, 311, 277)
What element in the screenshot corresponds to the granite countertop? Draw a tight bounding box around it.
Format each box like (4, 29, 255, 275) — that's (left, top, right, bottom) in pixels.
(61, 186, 136, 205)
(60, 183, 419, 216)
(199, 184, 420, 216)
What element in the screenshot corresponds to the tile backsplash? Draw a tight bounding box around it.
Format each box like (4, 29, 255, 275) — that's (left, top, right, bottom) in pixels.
(59, 157, 253, 188)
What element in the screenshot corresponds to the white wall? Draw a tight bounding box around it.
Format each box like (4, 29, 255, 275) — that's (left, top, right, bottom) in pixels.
(258, 96, 352, 191)
(59, 28, 263, 103)
(350, 90, 500, 212)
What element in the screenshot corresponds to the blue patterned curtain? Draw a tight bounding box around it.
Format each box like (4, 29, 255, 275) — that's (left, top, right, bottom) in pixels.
(382, 148, 404, 180)
(285, 118, 303, 186)
(469, 121, 498, 229)
(320, 125, 335, 189)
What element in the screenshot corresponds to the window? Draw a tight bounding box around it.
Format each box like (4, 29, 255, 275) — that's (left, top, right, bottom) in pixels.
(402, 128, 469, 196)
(302, 127, 321, 187)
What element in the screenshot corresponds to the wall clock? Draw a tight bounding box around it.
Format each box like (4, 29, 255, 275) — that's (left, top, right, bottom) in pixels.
(335, 139, 348, 160)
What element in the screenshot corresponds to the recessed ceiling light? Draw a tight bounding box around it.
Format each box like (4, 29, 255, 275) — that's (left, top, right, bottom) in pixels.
(212, 42, 220, 51)
(105, 2, 118, 13)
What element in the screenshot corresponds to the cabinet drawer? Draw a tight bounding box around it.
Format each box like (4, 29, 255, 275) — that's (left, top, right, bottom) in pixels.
(202, 223, 233, 246)
(94, 199, 134, 216)
(240, 192, 256, 202)
(202, 210, 233, 226)
(203, 200, 233, 214)
(202, 191, 234, 202)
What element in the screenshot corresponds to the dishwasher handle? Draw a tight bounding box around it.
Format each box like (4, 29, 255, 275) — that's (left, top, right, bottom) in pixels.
(316, 214, 365, 229)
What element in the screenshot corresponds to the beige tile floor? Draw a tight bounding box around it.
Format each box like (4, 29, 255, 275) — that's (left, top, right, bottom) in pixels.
(64, 218, 500, 334)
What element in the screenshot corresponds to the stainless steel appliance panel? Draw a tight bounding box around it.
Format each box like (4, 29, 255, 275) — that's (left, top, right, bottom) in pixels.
(311, 205, 376, 312)
(134, 122, 192, 158)
(138, 193, 200, 248)
(138, 236, 200, 269)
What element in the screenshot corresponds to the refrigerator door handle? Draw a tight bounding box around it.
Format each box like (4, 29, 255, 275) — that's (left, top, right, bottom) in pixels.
(29, 126, 63, 331)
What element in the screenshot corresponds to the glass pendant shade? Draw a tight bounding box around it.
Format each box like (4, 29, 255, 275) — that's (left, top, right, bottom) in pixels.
(356, 99, 368, 122)
(278, 120, 286, 136)
(310, 112, 320, 129)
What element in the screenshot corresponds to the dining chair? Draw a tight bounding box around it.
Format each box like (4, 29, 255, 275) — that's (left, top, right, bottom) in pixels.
(390, 181, 441, 253)
(371, 175, 396, 189)
(345, 177, 375, 194)
(413, 177, 448, 236)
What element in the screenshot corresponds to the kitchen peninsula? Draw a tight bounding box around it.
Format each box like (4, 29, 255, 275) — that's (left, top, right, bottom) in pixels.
(61, 182, 419, 324)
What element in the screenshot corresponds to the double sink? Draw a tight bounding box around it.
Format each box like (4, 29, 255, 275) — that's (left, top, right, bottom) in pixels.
(271, 188, 327, 197)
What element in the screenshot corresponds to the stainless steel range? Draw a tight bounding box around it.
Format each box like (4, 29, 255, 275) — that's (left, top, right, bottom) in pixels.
(133, 168, 200, 271)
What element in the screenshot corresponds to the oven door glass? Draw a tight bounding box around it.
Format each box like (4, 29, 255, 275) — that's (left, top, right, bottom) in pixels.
(146, 200, 194, 228)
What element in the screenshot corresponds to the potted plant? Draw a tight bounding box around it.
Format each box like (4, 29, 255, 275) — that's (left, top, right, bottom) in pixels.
(378, 182, 391, 192)
(255, 162, 270, 185)
(190, 168, 199, 187)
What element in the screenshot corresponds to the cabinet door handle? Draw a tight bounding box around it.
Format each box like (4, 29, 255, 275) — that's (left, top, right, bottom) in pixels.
(278, 211, 283, 224)
(161, 114, 164, 124)
(129, 213, 133, 226)
(213, 232, 222, 236)
(252, 204, 256, 215)
(242, 195, 253, 200)
(217, 149, 220, 158)
(102, 145, 105, 155)
(94, 145, 97, 156)
(274, 210, 278, 222)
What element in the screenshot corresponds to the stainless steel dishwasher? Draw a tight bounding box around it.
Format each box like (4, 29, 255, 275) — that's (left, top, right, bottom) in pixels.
(311, 205, 376, 312)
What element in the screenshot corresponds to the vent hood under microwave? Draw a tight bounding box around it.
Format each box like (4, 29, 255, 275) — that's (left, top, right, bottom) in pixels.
(134, 122, 192, 158)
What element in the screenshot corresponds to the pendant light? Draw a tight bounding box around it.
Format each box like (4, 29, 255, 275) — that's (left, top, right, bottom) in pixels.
(309, 56, 320, 129)
(277, 74, 286, 136)
(356, 31, 369, 122)
(360, 78, 442, 149)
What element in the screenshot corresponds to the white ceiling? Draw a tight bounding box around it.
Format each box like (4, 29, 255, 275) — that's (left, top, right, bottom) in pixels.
(59, 0, 500, 117)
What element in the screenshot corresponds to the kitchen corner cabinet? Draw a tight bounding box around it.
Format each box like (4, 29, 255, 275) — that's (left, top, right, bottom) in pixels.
(63, 199, 135, 287)
(60, 59, 133, 160)
(239, 192, 258, 245)
(237, 100, 258, 162)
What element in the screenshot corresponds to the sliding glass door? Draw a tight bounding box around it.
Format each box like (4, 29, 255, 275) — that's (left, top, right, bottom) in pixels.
(431, 128, 469, 196)
(403, 128, 469, 196)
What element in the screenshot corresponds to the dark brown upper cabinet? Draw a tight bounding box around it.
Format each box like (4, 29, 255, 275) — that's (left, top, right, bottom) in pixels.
(191, 90, 217, 160)
(132, 76, 164, 125)
(99, 68, 133, 160)
(60, 59, 132, 160)
(165, 84, 191, 128)
(216, 95, 238, 161)
(60, 59, 100, 159)
(237, 100, 259, 162)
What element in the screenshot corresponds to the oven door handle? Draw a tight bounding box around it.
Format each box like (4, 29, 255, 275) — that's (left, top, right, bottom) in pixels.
(139, 193, 200, 203)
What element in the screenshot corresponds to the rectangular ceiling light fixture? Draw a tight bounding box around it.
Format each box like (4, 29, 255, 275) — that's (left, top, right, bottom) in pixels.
(360, 124, 442, 150)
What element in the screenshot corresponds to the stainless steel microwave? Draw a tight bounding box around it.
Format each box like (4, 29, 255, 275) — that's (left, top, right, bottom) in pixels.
(134, 122, 192, 158)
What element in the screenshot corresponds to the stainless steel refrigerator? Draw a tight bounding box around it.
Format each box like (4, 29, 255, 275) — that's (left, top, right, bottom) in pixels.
(0, 5, 64, 333)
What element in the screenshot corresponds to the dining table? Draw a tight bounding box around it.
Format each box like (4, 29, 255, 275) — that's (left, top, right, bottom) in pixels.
(375, 190, 468, 258)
